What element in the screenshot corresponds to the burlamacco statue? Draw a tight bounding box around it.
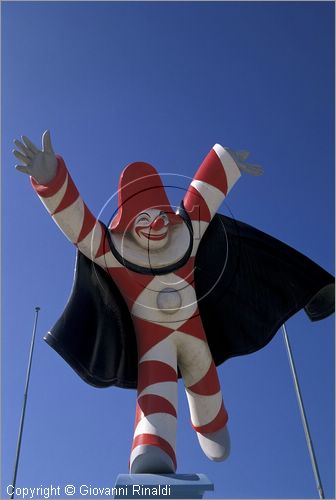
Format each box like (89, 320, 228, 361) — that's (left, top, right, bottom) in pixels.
(14, 131, 334, 477)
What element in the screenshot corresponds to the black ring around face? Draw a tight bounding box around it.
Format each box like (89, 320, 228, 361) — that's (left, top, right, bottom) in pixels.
(104, 201, 194, 275)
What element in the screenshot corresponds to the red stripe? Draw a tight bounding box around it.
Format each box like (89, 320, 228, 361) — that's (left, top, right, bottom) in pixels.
(174, 258, 195, 285)
(194, 149, 228, 195)
(134, 399, 143, 429)
(94, 224, 111, 259)
(192, 402, 228, 434)
(132, 434, 177, 469)
(31, 156, 67, 197)
(132, 394, 177, 428)
(183, 186, 211, 223)
(137, 394, 177, 418)
(137, 361, 177, 394)
(54, 176, 80, 214)
(178, 313, 208, 342)
(77, 204, 97, 243)
(188, 361, 220, 395)
(133, 317, 173, 359)
(110, 269, 155, 306)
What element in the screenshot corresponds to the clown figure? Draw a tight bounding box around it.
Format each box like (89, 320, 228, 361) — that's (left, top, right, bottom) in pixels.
(13, 131, 263, 473)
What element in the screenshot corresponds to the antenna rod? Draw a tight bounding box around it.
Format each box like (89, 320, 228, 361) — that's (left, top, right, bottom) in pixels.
(282, 323, 325, 499)
(10, 307, 40, 499)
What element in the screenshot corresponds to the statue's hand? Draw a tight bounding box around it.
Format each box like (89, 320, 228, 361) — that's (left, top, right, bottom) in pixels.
(13, 130, 58, 184)
(226, 148, 264, 176)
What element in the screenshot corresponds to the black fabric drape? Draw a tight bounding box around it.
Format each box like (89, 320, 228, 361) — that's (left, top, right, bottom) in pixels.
(44, 214, 334, 388)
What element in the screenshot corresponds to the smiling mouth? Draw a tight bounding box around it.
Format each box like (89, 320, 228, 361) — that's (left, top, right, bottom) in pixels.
(141, 230, 168, 241)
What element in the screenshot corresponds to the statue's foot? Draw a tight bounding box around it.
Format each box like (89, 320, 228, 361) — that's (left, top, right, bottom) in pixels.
(130, 445, 175, 474)
(197, 425, 230, 461)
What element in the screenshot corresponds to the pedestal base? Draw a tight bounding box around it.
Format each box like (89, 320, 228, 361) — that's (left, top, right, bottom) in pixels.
(114, 474, 214, 499)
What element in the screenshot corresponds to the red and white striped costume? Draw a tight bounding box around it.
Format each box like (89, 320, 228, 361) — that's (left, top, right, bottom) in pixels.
(31, 144, 241, 472)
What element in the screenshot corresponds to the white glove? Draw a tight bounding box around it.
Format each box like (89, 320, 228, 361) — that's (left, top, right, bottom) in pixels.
(13, 130, 58, 184)
(227, 148, 264, 176)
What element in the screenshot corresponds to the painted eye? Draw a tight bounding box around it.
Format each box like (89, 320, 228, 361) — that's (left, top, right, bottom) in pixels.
(161, 214, 169, 225)
(136, 216, 150, 225)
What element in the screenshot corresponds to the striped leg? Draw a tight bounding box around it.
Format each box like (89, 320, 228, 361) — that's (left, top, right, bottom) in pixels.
(130, 331, 178, 473)
(176, 329, 230, 461)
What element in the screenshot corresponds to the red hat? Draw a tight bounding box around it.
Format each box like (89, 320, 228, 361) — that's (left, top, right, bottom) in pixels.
(109, 162, 182, 232)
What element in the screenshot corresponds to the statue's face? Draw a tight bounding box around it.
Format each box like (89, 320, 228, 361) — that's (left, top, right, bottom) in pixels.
(132, 208, 170, 250)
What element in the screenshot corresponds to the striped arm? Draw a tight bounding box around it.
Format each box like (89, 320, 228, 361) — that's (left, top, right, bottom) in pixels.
(183, 144, 241, 247)
(31, 156, 119, 269)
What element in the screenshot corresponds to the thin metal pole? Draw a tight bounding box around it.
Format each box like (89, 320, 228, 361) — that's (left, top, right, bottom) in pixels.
(10, 307, 40, 499)
(282, 323, 325, 499)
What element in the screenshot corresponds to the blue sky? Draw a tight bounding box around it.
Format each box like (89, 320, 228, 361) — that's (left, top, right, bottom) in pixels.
(1, 1, 334, 499)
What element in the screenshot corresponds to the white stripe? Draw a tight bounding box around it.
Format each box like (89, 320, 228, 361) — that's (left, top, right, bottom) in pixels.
(77, 221, 104, 263)
(38, 174, 68, 215)
(134, 413, 177, 449)
(191, 220, 209, 254)
(185, 389, 222, 427)
(95, 251, 123, 269)
(140, 337, 177, 370)
(139, 381, 178, 413)
(213, 144, 241, 192)
(191, 179, 225, 219)
(52, 196, 84, 244)
(175, 333, 212, 387)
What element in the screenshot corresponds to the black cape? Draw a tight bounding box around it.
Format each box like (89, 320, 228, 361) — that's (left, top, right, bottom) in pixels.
(44, 214, 334, 389)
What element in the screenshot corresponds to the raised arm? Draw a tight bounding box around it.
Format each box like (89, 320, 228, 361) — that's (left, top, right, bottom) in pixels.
(183, 144, 262, 245)
(13, 131, 118, 270)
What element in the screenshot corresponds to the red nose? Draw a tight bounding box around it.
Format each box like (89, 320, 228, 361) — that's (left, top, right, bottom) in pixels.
(150, 217, 165, 231)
